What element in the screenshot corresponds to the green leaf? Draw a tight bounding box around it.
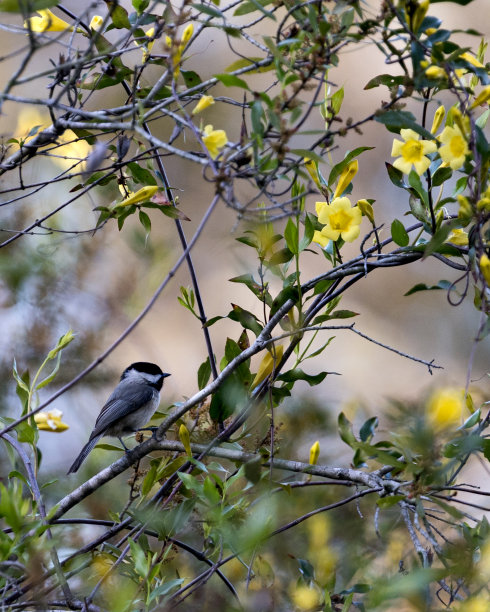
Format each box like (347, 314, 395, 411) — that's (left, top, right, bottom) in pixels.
(376, 494, 406, 508)
(422, 220, 459, 259)
(364, 74, 410, 90)
(375, 110, 434, 139)
(328, 147, 374, 187)
(268, 247, 294, 265)
(228, 304, 263, 336)
(385, 162, 405, 188)
(359, 416, 378, 442)
(148, 579, 185, 603)
(431, 166, 452, 187)
(192, 2, 223, 17)
(132, 0, 150, 13)
(284, 218, 299, 255)
(244, 456, 262, 483)
(391, 219, 409, 247)
(215, 73, 249, 89)
(408, 171, 428, 206)
(233, 0, 274, 17)
(127, 162, 156, 185)
(276, 368, 327, 387)
(36, 353, 62, 389)
(0, 0, 57, 11)
(338, 412, 357, 447)
(404, 280, 452, 296)
(139, 210, 151, 235)
(109, 4, 131, 29)
(181, 70, 202, 88)
(209, 375, 248, 421)
(197, 357, 212, 390)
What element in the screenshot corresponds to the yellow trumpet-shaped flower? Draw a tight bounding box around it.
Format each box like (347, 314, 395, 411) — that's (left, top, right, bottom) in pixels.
(34, 409, 69, 432)
(251, 345, 284, 388)
(438, 125, 469, 170)
(309, 441, 320, 465)
(427, 388, 466, 430)
(89, 15, 104, 31)
(391, 128, 437, 175)
(431, 105, 445, 134)
(470, 85, 490, 110)
(304, 157, 322, 189)
(181, 23, 194, 44)
(425, 66, 446, 80)
(202, 125, 227, 159)
(333, 159, 358, 200)
(314, 197, 362, 244)
(447, 228, 469, 246)
(179, 424, 192, 456)
(24, 9, 74, 33)
(118, 185, 159, 207)
(480, 254, 490, 285)
(192, 95, 215, 115)
(357, 198, 374, 224)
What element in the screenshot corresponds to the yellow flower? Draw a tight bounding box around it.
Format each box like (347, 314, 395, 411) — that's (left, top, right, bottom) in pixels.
(289, 584, 322, 610)
(179, 424, 192, 456)
(470, 85, 490, 110)
(425, 27, 437, 35)
(357, 198, 374, 224)
(391, 128, 437, 175)
(192, 95, 215, 115)
(89, 15, 104, 31)
(314, 197, 362, 244)
(309, 441, 320, 465)
(202, 124, 227, 159)
(480, 254, 490, 285)
(431, 105, 445, 134)
(181, 23, 194, 44)
(24, 9, 74, 33)
(425, 66, 446, 80)
(459, 52, 484, 69)
(251, 345, 284, 388)
(427, 388, 466, 430)
(34, 409, 69, 432)
(454, 595, 490, 612)
(304, 157, 323, 190)
(333, 159, 358, 199)
(447, 228, 468, 246)
(118, 185, 159, 207)
(438, 125, 469, 170)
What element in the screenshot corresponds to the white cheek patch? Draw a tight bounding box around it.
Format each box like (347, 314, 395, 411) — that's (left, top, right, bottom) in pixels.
(141, 372, 163, 385)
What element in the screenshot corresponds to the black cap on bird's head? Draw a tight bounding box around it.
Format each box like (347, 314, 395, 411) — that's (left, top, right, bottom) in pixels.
(121, 362, 171, 390)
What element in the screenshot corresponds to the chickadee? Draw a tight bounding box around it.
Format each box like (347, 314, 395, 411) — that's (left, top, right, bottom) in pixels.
(68, 362, 170, 474)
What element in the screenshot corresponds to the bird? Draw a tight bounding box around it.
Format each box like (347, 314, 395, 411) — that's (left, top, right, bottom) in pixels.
(68, 362, 170, 474)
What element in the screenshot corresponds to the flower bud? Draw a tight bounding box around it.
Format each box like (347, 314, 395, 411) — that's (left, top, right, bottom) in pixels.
(309, 441, 320, 465)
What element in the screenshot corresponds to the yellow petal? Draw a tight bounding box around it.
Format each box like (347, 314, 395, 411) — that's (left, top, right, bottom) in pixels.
(480, 254, 490, 285)
(312, 229, 329, 248)
(90, 15, 104, 31)
(192, 95, 215, 115)
(24, 9, 74, 33)
(431, 105, 445, 134)
(333, 159, 358, 200)
(309, 440, 320, 465)
(181, 23, 194, 44)
(118, 185, 159, 207)
(251, 345, 284, 388)
(179, 424, 192, 456)
(470, 85, 490, 110)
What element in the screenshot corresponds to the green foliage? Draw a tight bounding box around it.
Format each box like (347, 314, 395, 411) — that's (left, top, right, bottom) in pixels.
(0, 0, 489, 609)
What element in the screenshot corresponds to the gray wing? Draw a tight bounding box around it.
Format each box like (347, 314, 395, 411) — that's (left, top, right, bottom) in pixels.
(90, 380, 155, 438)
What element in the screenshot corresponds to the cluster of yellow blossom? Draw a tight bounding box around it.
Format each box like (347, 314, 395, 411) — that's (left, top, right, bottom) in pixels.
(391, 104, 472, 176)
(165, 24, 194, 79)
(34, 409, 69, 432)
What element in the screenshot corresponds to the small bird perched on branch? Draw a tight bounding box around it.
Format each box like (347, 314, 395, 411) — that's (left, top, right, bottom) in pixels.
(68, 362, 170, 474)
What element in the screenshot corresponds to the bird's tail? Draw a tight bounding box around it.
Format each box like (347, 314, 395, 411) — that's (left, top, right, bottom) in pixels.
(67, 434, 102, 474)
